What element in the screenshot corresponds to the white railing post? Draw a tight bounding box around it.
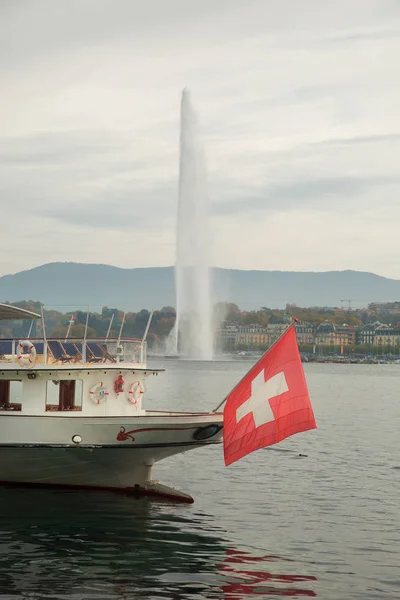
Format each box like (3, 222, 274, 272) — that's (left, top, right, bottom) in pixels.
(82, 307, 90, 364)
(41, 306, 48, 364)
(141, 311, 153, 365)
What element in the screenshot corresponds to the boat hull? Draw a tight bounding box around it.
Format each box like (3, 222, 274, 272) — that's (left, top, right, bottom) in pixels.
(0, 446, 207, 502)
(0, 412, 223, 502)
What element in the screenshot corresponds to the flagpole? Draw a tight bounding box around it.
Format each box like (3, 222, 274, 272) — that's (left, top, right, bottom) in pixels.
(211, 318, 298, 413)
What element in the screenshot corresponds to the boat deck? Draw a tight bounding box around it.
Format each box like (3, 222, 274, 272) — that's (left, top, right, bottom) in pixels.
(0, 337, 150, 369)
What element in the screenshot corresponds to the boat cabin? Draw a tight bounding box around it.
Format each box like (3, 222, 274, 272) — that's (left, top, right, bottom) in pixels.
(0, 337, 160, 417)
(0, 304, 160, 418)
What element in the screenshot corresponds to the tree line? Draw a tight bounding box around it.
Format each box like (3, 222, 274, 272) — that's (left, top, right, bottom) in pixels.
(1, 300, 398, 345)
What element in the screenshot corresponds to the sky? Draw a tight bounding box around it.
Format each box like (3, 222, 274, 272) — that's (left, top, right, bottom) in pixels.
(1, 0, 400, 278)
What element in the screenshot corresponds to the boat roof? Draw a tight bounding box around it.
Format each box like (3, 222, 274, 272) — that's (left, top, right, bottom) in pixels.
(0, 303, 41, 321)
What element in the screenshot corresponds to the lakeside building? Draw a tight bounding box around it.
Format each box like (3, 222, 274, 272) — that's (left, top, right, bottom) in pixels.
(216, 321, 400, 351)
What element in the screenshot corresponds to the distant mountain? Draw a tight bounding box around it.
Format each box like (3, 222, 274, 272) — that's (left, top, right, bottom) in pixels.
(0, 262, 400, 311)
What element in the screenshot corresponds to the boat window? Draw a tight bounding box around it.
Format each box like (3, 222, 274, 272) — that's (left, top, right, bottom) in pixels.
(0, 380, 22, 411)
(46, 379, 83, 411)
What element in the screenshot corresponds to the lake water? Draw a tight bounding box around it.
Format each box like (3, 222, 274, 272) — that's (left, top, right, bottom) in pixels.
(0, 360, 399, 599)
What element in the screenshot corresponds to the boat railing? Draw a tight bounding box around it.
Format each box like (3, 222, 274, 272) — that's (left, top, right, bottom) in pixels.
(0, 337, 147, 367)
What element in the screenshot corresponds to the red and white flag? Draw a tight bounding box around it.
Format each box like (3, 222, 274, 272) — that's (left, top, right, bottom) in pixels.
(223, 323, 316, 466)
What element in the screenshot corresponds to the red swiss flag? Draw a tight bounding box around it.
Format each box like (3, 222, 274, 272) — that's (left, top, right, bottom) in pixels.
(223, 324, 316, 466)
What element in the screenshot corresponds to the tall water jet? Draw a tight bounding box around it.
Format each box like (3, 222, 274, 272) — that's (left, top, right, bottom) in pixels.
(173, 89, 214, 360)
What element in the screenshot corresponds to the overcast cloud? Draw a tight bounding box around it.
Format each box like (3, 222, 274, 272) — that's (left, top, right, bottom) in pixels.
(1, 0, 400, 277)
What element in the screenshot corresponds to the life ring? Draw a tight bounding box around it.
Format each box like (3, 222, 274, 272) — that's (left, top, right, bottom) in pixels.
(17, 340, 37, 367)
(89, 382, 109, 405)
(128, 381, 145, 405)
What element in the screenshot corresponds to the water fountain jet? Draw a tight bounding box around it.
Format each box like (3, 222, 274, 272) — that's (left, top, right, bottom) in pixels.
(170, 89, 214, 360)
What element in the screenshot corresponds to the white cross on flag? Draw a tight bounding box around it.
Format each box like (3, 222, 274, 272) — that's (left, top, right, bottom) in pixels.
(223, 323, 316, 466)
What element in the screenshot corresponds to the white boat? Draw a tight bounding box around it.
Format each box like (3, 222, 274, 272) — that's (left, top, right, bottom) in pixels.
(0, 304, 223, 503)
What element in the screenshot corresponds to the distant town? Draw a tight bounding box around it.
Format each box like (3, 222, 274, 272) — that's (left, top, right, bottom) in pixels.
(216, 302, 400, 360)
(2, 300, 400, 361)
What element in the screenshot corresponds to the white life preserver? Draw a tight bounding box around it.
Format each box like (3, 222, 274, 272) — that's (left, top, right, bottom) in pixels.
(127, 380, 145, 406)
(17, 340, 37, 367)
(89, 382, 109, 405)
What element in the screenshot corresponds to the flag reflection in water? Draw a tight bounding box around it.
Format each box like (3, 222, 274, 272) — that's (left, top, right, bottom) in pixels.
(218, 548, 317, 598)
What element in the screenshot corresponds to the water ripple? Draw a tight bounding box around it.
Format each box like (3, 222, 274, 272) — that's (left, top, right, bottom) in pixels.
(0, 362, 398, 598)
